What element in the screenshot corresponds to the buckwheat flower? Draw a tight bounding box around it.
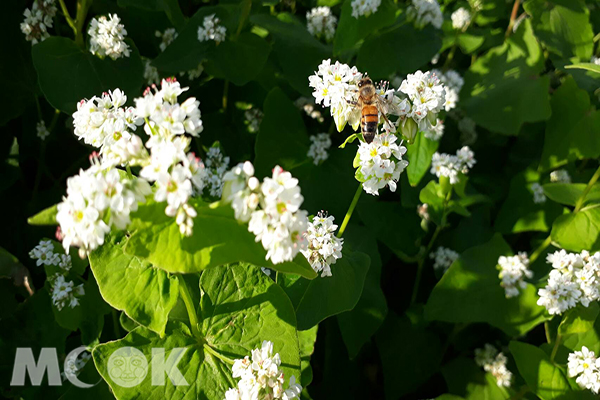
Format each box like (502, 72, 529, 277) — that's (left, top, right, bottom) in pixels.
(430, 246, 459, 273)
(50, 274, 84, 311)
(398, 70, 446, 132)
(143, 59, 160, 85)
(20, 0, 56, 44)
(223, 161, 260, 222)
(307, 133, 332, 165)
(475, 344, 512, 388)
(407, 0, 443, 29)
(550, 169, 571, 184)
(430, 146, 476, 184)
(530, 182, 546, 204)
(224, 341, 302, 400)
(197, 14, 227, 43)
(29, 239, 58, 266)
(202, 146, 230, 198)
(244, 108, 263, 133)
(306, 7, 337, 41)
(58, 254, 72, 272)
(355, 132, 409, 195)
(568, 347, 600, 394)
(301, 212, 343, 277)
(417, 203, 430, 221)
(451, 7, 471, 30)
(424, 119, 444, 141)
(36, 120, 50, 140)
(88, 14, 130, 60)
(181, 63, 204, 81)
(295, 97, 325, 123)
(156, 28, 178, 52)
(592, 56, 600, 66)
(351, 0, 381, 18)
(497, 252, 532, 298)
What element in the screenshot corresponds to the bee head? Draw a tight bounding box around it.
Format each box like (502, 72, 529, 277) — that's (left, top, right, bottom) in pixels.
(358, 76, 372, 88)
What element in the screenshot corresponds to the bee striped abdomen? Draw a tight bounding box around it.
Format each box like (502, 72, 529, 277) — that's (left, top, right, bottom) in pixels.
(361, 104, 378, 143)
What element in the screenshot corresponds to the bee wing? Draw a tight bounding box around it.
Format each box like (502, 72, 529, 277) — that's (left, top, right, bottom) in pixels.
(376, 96, 395, 132)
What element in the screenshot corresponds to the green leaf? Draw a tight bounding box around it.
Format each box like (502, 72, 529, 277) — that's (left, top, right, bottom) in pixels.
(93, 264, 301, 400)
(298, 326, 318, 387)
(524, 0, 594, 61)
(461, 20, 551, 135)
(551, 206, 600, 252)
(425, 234, 549, 336)
(126, 201, 317, 279)
(204, 32, 271, 86)
(457, 32, 486, 54)
(565, 63, 600, 74)
(442, 357, 509, 400)
(406, 132, 439, 187)
(540, 77, 600, 170)
(281, 250, 370, 330)
(88, 237, 180, 336)
(543, 183, 600, 207)
(357, 23, 442, 78)
(559, 303, 600, 337)
(27, 204, 58, 226)
(333, 0, 397, 54)
(117, 0, 185, 29)
(509, 341, 572, 400)
(337, 225, 387, 359)
(32, 37, 144, 114)
(254, 87, 310, 177)
(376, 311, 443, 399)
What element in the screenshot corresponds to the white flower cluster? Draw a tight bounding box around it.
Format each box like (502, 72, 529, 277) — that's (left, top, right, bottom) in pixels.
(351, 0, 381, 18)
(37, 120, 50, 140)
(62, 350, 91, 381)
(49, 274, 84, 311)
(407, 0, 443, 29)
(397, 70, 447, 134)
(156, 28, 178, 52)
(88, 14, 130, 60)
(592, 56, 600, 66)
(568, 346, 600, 394)
(223, 162, 309, 264)
(295, 97, 324, 123)
(497, 252, 532, 298)
(224, 341, 302, 400)
(430, 146, 476, 184)
(474, 344, 512, 388)
(309, 59, 363, 132)
(20, 0, 56, 44)
(355, 132, 409, 195)
(433, 69, 464, 112)
(550, 169, 571, 183)
(430, 246, 459, 273)
(530, 182, 546, 204)
(245, 108, 264, 133)
(197, 14, 227, 43)
(57, 163, 151, 257)
(424, 119, 444, 141)
(144, 59, 160, 85)
(307, 133, 332, 165)
(306, 7, 337, 41)
(29, 239, 72, 271)
(538, 250, 600, 315)
(301, 212, 343, 277)
(451, 7, 471, 30)
(201, 147, 230, 198)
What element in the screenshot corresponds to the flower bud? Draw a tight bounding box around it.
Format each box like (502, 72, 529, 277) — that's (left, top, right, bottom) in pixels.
(401, 118, 418, 144)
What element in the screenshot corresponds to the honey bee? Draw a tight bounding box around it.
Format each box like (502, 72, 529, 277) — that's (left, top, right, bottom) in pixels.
(349, 75, 393, 144)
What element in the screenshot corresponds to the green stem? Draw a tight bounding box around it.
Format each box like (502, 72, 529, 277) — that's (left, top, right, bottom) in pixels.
(550, 334, 562, 362)
(74, 0, 92, 47)
(544, 321, 552, 344)
(48, 109, 61, 132)
(529, 235, 552, 264)
(222, 80, 229, 110)
(58, 0, 77, 35)
(235, 0, 252, 37)
(126, 165, 133, 179)
(442, 45, 457, 71)
(337, 183, 363, 238)
(574, 165, 600, 212)
(203, 344, 235, 365)
(505, 0, 521, 37)
(178, 275, 202, 338)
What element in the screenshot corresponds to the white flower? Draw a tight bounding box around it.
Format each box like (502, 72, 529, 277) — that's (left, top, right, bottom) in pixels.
(430, 246, 459, 273)
(407, 0, 443, 29)
(29, 239, 58, 266)
(20, 0, 56, 44)
(424, 119, 444, 141)
(245, 108, 263, 133)
(88, 14, 130, 60)
(356, 132, 408, 195)
(301, 212, 343, 277)
(417, 203, 430, 221)
(430, 146, 476, 185)
(295, 97, 324, 123)
(307, 133, 332, 165)
(197, 146, 230, 198)
(592, 56, 600, 66)
(351, 0, 381, 18)
(399, 70, 446, 130)
(531, 182, 546, 204)
(498, 252, 532, 298)
(451, 7, 471, 30)
(307, 7, 337, 41)
(197, 14, 227, 43)
(225, 341, 302, 400)
(156, 28, 178, 52)
(568, 347, 600, 394)
(180, 63, 204, 81)
(50, 274, 84, 311)
(36, 120, 50, 140)
(475, 344, 512, 388)
(143, 59, 160, 85)
(550, 169, 571, 184)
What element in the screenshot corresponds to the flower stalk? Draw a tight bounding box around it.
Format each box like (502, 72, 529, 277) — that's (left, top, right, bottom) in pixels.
(178, 275, 202, 339)
(337, 183, 363, 238)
